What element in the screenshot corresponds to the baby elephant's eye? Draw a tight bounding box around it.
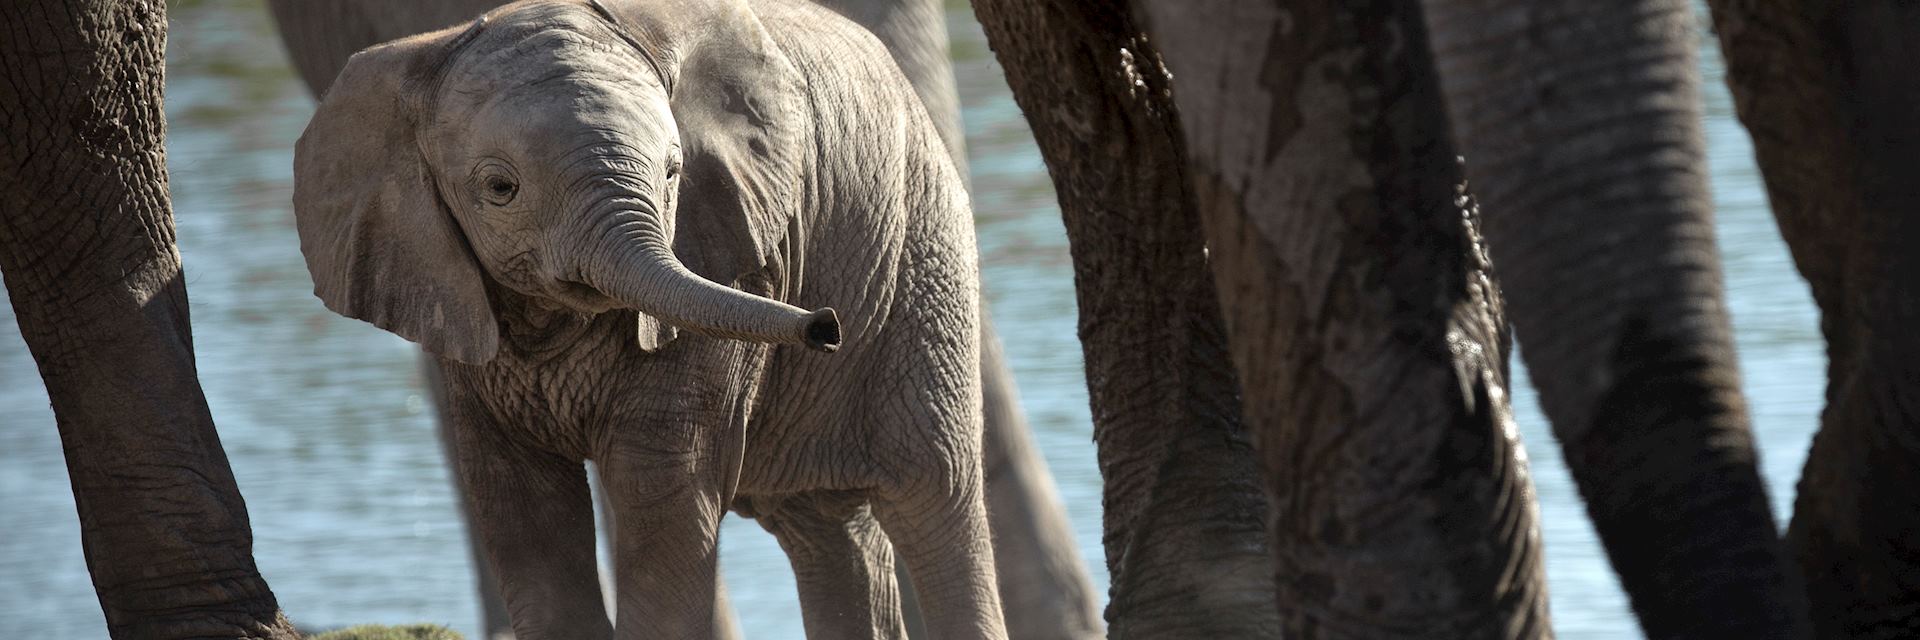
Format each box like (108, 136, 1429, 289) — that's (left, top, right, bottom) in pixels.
(482, 175, 518, 206)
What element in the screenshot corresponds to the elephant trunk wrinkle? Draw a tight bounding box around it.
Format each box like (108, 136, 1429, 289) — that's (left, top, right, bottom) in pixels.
(582, 211, 841, 352)
(559, 155, 662, 212)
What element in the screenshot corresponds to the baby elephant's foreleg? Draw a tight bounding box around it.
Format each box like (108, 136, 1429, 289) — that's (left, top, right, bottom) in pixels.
(598, 445, 731, 640)
(450, 416, 610, 640)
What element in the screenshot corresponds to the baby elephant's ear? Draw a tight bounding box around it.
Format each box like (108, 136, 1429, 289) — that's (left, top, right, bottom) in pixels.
(293, 29, 500, 364)
(665, 2, 808, 288)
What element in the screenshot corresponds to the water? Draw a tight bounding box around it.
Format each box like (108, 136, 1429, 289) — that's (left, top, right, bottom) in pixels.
(0, 2, 1821, 638)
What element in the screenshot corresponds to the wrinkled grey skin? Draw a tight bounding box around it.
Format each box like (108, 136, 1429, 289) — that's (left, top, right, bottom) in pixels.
(1707, 2, 1920, 637)
(1133, 0, 1805, 636)
(0, 1, 300, 637)
(1136, 0, 1785, 637)
(269, 0, 1099, 637)
(804, 1, 1102, 637)
(1420, 0, 1807, 636)
(984, 0, 1805, 637)
(1139, 1, 1551, 636)
(289, 1, 1004, 638)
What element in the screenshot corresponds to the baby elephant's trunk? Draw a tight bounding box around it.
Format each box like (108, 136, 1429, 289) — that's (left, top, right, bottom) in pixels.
(582, 215, 840, 353)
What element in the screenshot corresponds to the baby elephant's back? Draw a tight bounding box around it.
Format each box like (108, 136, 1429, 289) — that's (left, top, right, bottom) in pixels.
(739, 0, 983, 440)
(754, 0, 973, 243)
(752, 0, 980, 342)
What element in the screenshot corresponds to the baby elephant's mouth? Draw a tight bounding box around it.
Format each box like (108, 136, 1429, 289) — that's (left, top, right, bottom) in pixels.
(549, 278, 619, 313)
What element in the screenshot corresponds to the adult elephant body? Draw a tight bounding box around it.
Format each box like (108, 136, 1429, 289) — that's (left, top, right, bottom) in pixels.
(1123, 0, 1809, 636)
(978, 0, 1812, 637)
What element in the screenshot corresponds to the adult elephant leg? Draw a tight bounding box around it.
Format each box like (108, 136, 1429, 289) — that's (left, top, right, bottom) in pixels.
(807, 1, 1103, 637)
(0, 2, 298, 638)
(970, 2, 1277, 637)
(1422, 0, 1808, 636)
(1141, 1, 1550, 636)
(973, 319, 1102, 639)
(1706, 2, 1920, 636)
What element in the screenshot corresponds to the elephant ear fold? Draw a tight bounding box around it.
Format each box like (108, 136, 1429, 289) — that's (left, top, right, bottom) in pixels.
(663, 5, 808, 287)
(293, 27, 501, 364)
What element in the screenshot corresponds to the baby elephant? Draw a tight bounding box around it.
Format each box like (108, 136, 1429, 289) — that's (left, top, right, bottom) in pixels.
(290, 0, 1004, 637)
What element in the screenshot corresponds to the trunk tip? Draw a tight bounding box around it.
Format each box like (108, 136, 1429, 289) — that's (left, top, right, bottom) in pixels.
(804, 307, 841, 353)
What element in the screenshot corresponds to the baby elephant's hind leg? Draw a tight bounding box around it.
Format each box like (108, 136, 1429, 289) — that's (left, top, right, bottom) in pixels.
(872, 456, 1008, 640)
(748, 492, 907, 639)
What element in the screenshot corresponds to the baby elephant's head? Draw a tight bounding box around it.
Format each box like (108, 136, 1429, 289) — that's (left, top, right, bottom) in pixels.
(293, 0, 840, 364)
